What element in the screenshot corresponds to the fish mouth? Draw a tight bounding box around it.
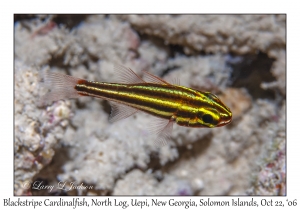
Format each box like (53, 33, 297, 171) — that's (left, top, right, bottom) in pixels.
(216, 117, 232, 127)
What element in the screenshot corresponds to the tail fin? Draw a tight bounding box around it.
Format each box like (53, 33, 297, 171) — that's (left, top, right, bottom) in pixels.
(39, 70, 83, 106)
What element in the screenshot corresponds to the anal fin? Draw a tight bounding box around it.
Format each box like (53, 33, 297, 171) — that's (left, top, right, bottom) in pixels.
(109, 102, 139, 123)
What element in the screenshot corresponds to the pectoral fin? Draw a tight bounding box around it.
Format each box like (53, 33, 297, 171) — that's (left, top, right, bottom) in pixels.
(147, 116, 174, 147)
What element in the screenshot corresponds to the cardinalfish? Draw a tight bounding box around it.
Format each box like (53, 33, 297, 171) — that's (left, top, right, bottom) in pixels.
(40, 65, 232, 145)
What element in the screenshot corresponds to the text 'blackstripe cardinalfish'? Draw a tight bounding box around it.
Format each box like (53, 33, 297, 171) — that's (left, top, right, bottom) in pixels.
(40, 65, 232, 145)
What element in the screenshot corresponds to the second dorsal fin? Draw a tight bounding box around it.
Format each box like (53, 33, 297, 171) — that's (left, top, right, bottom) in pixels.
(142, 70, 171, 85)
(167, 76, 181, 86)
(114, 64, 145, 84)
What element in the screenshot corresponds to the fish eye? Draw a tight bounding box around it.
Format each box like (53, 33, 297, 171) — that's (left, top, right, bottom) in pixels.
(202, 114, 214, 124)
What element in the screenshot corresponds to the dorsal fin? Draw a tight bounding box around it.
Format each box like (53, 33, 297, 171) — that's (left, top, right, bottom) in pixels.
(165, 75, 180, 86)
(114, 64, 145, 84)
(142, 70, 170, 85)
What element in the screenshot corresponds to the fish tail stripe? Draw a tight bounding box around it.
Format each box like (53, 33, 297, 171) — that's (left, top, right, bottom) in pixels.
(75, 83, 180, 117)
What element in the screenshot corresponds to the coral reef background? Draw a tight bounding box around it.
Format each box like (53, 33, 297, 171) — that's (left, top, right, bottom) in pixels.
(14, 14, 286, 195)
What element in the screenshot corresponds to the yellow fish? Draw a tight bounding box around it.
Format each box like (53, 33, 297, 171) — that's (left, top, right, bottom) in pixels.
(40, 65, 232, 145)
